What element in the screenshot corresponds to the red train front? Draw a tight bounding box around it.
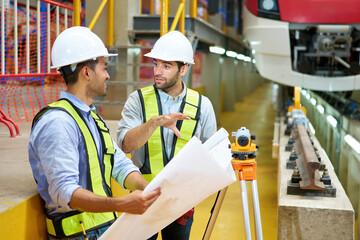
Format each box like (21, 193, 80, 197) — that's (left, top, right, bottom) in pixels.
(243, 0, 360, 91)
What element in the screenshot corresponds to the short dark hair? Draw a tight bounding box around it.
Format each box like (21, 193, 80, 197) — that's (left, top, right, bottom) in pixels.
(176, 61, 186, 71)
(60, 58, 98, 86)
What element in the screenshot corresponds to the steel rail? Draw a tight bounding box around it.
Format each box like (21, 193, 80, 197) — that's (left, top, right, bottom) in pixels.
(295, 124, 325, 190)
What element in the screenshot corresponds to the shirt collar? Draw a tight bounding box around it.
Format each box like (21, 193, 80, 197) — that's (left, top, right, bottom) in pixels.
(157, 82, 187, 102)
(59, 91, 96, 113)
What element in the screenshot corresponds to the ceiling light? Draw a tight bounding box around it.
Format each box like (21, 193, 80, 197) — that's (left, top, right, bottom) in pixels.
(344, 135, 360, 154)
(317, 105, 324, 114)
(310, 98, 316, 106)
(237, 54, 245, 60)
(226, 50, 238, 58)
(326, 115, 337, 128)
(209, 46, 225, 55)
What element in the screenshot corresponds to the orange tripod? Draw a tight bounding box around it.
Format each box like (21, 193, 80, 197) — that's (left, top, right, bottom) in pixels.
(203, 127, 263, 240)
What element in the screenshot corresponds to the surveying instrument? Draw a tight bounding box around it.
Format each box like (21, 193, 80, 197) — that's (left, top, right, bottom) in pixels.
(203, 127, 263, 240)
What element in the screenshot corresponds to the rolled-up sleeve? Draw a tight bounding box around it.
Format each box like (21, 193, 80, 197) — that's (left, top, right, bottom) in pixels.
(117, 91, 143, 150)
(31, 111, 82, 210)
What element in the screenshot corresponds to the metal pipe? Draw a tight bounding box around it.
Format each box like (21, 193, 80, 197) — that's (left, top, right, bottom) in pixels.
(169, 3, 184, 32)
(56, 6, 59, 36)
(37, 0, 40, 73)
(334, 56, 351, 69)
(190, 0, 197, 18)
(64, 8, 68, 29)
(251, 180, 263, 240)
(160, 0, 168, 36)
(15, 0, 18, 74)
(73, 0, 81, 26)
(240, 180, 251, 240)
(107, 0, 113, 46)
(179, 0, 185, 34)
(88, 0, 108, 30)
(1, 0, 4, 75)
(26, 0, 30, 74)
(47, 3, 50, 72)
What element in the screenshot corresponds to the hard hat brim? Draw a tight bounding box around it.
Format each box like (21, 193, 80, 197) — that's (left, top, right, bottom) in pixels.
(144, 52, 195, 65)
(51, 53, 118, 69)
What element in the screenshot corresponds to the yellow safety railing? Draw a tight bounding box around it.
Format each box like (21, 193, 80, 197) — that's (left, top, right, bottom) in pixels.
(72, 0, 114, 46)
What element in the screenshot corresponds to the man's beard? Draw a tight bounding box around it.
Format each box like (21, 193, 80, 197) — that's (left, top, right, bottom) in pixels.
(154, 71, 180, 90)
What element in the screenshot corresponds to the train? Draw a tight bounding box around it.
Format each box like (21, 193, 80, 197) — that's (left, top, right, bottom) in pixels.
(242, 0, 360, 91)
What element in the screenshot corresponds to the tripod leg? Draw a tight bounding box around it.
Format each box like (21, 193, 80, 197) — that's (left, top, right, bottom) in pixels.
(251, 180, 263, 240)
(240, 180, 252, 240)
(202, 187, 228, 240)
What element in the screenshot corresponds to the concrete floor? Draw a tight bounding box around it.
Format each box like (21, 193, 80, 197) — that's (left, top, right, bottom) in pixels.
(0, 81, 278, 239)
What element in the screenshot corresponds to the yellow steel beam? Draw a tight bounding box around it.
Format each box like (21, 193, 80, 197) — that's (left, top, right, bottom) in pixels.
(88, 0, 108, 30)
(160, 0, 169, 36)
(107, 0, 114, 46)
(150, 0, 154, 14)
(73, 0, 81, 26)
(190, 0, 197, 18)
(170, 3, 184, 32)
(179, 0, 185, 34)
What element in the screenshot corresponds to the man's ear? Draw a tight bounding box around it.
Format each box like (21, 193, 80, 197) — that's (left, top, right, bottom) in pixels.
(79, 66, 91, 81)
(180, 64, 189, 77)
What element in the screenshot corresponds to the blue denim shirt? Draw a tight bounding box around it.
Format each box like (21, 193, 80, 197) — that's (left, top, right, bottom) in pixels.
(116, 84, 217, 169)
(29, 91, 139, 215)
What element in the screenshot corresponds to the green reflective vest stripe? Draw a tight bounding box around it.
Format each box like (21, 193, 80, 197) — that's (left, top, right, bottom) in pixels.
(32, 99, 117, 238)
(171, 88, 200, 157)
(91, 111, 115, 190)
(138, 86, 166, 182)
(138, 85, 201, 182)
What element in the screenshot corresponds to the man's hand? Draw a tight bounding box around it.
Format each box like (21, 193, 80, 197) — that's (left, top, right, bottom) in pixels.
(68, 187, 161, 214)
(155, 113, 190, 138)
(117, 188, 161, 214)
(121, 113, 190, 153)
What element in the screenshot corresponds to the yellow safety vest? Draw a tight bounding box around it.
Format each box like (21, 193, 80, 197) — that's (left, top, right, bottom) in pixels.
(32, 99, 117, 238)
(138, 85, 201, 182)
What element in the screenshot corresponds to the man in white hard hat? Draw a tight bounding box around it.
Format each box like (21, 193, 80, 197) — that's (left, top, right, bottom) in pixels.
(29, 26, 161, 240)
(117, 31, 217, 239)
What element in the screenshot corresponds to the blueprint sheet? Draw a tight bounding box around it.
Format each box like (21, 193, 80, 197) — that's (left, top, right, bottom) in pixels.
(99, 128, 236, 240)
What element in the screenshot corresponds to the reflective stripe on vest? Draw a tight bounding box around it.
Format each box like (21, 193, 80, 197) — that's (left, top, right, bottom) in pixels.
(171, 86, 200, 158)
(32, 99, 116, 238)
(138, 85, 201, 182)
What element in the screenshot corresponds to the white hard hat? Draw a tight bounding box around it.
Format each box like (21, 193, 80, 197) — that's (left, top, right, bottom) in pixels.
(51, 26, 117, 69)
(144, 31, 194, 64)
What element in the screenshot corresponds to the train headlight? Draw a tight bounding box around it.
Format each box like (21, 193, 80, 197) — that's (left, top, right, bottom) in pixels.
(261, 0, 275, 11)
(258, 0, 280, 20)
